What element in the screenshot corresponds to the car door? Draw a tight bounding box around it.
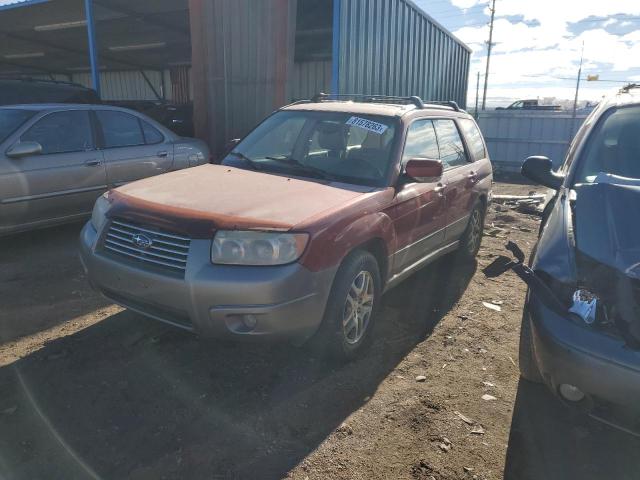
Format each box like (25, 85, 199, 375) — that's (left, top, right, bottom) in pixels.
(0, 109, 107, 232)
(434, 119, 476, 242)
(96, 109, 173, 187)
(388, 118, 446, 274)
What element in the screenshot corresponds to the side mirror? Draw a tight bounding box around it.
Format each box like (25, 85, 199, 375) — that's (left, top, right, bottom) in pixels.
(6, 141, 43, 159)
(521, 156, 564, 190)
(404, 158, 443, 182)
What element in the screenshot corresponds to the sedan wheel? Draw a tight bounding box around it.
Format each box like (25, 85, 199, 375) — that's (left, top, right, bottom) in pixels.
(343, 271, 375, 345)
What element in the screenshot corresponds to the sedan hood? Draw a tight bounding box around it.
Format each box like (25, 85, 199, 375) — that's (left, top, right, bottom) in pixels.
(108, 164, 374, 236)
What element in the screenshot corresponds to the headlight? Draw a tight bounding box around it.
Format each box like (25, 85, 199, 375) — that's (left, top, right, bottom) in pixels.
(90, 194, 110, 232)
(211, 231, 308, 266)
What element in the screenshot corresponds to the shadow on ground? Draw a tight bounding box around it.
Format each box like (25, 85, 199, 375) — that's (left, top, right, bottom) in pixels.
(0, 222, 109, 343)
(0, 253, 475, 479)
(504, 379, 640, 480)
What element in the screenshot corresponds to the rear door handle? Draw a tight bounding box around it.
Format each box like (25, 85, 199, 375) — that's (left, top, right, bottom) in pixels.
(85, 159, 102, 167)
(157, 151, 168, 158)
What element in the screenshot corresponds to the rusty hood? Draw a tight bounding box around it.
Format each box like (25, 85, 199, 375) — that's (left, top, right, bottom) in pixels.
(107, 164, 375, 237)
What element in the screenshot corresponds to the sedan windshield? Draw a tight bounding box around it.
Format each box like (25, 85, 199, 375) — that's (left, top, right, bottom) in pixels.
(0, 109, 35, 144)
(222, 110, 398, 186)
(574, 105, 640, 183)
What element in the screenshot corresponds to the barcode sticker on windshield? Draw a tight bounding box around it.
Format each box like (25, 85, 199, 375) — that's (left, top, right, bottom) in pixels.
(346, 116, 388, 134)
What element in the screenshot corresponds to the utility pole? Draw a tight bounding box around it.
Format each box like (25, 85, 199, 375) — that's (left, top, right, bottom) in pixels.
(474, 71, 480, 118)
(481, 0, 496, 110)
(572, 42, 585, 119)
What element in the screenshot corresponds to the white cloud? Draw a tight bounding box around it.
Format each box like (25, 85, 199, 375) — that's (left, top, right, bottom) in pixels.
(450, 0, 640, 103)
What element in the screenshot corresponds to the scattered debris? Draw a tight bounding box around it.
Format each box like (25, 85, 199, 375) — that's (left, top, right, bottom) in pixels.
(492, 194, 545, 202)
(482, 381, 495, 388)
(1, 405, 17, 415)
(336, 423, 353, 436)
(490, 300, 503, 305)
(438, 437, 452, 452)
(508, 356, 517, 367)
(454, 411, 475, 425)
(471, 425, 486, 435)
(482, 394, 497, 401)
(464, 466, 474, 473)
(415, 375, 427, 382)
(482, 302, 502, 312)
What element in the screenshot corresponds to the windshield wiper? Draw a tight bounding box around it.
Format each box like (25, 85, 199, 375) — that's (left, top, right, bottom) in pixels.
(264, 156, 335, 181)
(228, 151, 262, 171)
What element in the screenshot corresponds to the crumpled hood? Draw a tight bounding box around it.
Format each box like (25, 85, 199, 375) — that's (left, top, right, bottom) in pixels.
(108, 164, 374, 236)
(573, 175, 640, 343)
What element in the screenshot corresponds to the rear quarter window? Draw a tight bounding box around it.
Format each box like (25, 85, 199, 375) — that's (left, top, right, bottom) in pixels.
(458, 118, 486, 161)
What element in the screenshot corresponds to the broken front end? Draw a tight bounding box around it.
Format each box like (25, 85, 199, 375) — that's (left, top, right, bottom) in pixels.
(485, 176, 640, 431)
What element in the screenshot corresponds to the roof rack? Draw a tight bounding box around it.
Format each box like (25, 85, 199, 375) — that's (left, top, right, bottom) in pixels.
(310, 93, 460, 111)
(621, 83, 639, 93)
(311, 93, 424, 109)
(426, 100, 461, 111)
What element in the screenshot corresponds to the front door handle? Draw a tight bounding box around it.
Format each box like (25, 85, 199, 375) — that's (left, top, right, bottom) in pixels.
(157, 151, 168, 158)
(434, 183, 447, 196)
(85, 159, 102, 167)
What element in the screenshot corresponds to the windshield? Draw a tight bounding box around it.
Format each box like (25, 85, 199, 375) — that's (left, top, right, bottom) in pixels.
(0, 109, 35, 144)
(221, 110, 398, 186)
(574, 105, 640, 184)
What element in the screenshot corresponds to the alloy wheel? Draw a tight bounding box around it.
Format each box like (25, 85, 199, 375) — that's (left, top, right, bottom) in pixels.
(342, 270, 375, 345)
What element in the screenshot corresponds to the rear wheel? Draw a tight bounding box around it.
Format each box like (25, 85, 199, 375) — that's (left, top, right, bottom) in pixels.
(458, 202, 485, 259)
(312, 250, 381, 361)
(519, 306, 543, 383)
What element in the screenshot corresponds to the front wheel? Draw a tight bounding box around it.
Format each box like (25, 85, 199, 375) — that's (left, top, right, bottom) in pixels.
(311, 250, 381, 361)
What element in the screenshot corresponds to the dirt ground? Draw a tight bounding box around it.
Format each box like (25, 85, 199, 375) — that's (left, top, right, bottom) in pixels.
(1, 181, 639, 480)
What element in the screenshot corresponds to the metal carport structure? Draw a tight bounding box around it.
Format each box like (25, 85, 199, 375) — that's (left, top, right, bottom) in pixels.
(0, 0, 191, 102)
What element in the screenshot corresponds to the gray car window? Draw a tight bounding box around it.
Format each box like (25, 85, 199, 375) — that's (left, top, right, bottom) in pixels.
(574, 105, 640, 183)
(458, 118, 486, 161)
(98, 110, 145, 148)
(0, 109, 35, 143)
(434, 119, 468, 168)
(141, 120, 164, 145)
(402, 119, 439, 163)
(21, 110, 93, 154)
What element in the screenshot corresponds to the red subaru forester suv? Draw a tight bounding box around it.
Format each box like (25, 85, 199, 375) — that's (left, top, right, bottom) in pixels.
(80, 94, 492, 360)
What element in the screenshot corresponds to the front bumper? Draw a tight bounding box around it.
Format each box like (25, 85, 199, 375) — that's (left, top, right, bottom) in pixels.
(79, 222, 337, 341)
(528, 293, 640, 419)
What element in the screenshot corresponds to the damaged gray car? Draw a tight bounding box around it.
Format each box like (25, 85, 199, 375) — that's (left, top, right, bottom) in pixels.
(485, 84, 640, 434)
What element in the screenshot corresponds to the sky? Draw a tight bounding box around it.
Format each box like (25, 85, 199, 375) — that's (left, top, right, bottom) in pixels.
(415, 0, 640, 106)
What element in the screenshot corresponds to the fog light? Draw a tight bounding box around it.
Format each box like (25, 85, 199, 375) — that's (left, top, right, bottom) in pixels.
(559, 383, 585, 402)
(241, 314, 258, 330)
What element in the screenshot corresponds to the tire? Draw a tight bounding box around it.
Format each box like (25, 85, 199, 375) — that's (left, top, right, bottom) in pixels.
(458, 202, 485, 259)
(311, 249, 382, 361)
(519, 306, 543, 383)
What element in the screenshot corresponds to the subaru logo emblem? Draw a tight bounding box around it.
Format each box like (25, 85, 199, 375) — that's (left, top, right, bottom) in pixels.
(132, 233, 153, 249)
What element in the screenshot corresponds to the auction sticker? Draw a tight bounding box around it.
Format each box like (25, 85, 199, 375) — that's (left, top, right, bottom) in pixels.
(346, 116, 388, 134)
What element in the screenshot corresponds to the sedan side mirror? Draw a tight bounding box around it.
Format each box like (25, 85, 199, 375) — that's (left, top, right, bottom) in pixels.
(521, 156, 564, 190)
(404, 158, 443, 183)
(6, 141, 43, 159)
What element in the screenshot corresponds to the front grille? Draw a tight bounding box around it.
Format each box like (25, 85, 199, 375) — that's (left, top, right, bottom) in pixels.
(103, 219, 190, 274)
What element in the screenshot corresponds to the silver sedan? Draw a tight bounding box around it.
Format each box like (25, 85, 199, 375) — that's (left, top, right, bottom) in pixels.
(0, 104, 210, 236)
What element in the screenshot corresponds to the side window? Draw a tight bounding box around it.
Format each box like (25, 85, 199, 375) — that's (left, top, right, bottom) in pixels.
(458, 118, 486, 161)
(141, 120, 164, 145)
(21, 110, 93, 154)
(402, 119, 439, 163)
(434, 119, 468, 168)
(97, 110, 145, 148)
